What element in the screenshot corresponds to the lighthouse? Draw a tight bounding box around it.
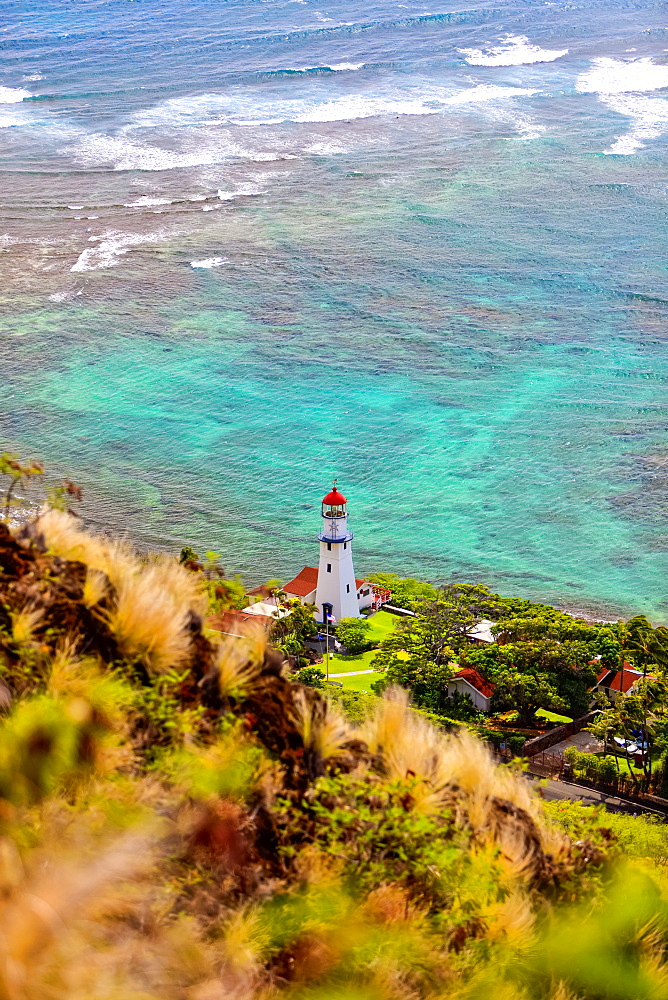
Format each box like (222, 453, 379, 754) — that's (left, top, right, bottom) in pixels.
(314, 484, 361, 623)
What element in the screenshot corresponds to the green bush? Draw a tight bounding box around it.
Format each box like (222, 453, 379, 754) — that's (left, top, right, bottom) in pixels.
(564, 749, 619, 784)
(336, 617, 373, 654)
(296, 666, 326, 689)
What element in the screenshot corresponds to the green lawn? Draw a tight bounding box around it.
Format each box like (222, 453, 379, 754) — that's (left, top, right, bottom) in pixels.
(536, 709, 573, 724)
(323, 650, 377, 673)
(610, 751, 660, 778)
(365, 610, 400, 644)
(338, 672, 382, 693)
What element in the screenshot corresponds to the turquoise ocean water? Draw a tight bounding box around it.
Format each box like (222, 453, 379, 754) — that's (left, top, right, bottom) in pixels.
(2, 0, 668, 618)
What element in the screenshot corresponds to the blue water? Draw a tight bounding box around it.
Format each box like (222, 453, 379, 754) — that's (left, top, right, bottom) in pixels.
(2, 0, 668, 618)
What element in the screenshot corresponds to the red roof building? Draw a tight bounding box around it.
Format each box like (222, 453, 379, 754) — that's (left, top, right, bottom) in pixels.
(447, 668, 496, 712)
(595, 663, 654, 698)
(282, 566, 319, 599)
(282, 565, 386, 615)
(207, 608, 275, 637)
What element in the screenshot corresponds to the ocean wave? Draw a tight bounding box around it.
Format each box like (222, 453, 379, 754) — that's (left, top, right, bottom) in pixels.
(328, 62, 364, 71)
(0, 111, 25, 128)
(124, 196, 173, 207)
(264, 61, 365, 73)
(217, 185, 266, 200)
(444, 84, 539, 105)
(239, 85, 538, 125)
(190, 257, 228, 268)
(66, 133, 247, 171)
(0, 86, 32, 103)
(603, 94, 668, 154)
(70, 229, 168, 272)
(132, 79, 541, 133)
(458, 34, 568, 67)
(576, 57, 668, 95)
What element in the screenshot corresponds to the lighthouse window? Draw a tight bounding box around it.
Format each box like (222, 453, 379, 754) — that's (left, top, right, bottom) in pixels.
(327, 542, 331, 551)
(327, 563, 331, 573)
(346, 584, 350, 593)
(344, 542, 347, 549)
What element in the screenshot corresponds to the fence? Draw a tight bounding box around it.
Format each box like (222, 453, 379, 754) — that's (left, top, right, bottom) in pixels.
(523, 710, 600, 757)
(495, 748, 565, 777)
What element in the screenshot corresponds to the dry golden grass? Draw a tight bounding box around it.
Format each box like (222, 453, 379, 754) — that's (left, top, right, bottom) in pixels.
(36, 511, 207, 674)
(0, 827, 161, 1000)
(9, 606, 43, 646)
(82, 567, 108, 607)
(292, 688, 352, 764)
(104, 562, 194, 674)
(215, 626, 266, 700)
(362, 689, 570, 876)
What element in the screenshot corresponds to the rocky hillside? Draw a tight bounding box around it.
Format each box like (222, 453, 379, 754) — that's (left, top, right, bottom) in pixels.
(0, 511, 664, 1000)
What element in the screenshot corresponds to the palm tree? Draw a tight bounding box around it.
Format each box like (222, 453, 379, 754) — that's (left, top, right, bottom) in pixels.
(623, 616, 668, 676)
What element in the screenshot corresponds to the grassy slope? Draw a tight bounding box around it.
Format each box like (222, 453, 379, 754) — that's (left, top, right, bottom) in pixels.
(4, 513, 668, 1000)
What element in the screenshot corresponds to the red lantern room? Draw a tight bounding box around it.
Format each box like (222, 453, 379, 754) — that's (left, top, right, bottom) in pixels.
(322, 487, 347, 519)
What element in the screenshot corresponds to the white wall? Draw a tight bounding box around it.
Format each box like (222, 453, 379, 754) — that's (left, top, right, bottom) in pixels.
(315, 537, 360, 621)
(446, 678, 490, 712)
(357, 585, 373, 610)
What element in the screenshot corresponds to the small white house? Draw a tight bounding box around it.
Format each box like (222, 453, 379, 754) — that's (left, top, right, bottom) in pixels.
(447, 668, 495, 713)
(465, 620, 496, 644)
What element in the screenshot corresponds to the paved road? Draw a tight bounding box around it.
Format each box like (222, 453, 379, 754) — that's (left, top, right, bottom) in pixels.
(530, 776, 665, 817)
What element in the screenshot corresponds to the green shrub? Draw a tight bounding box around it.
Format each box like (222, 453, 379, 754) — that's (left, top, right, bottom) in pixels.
(296, 666, 326, 689)
(564, 750, 618, 784)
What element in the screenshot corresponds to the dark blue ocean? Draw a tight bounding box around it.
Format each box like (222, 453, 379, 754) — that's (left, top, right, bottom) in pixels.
(2, 0, 668, 618)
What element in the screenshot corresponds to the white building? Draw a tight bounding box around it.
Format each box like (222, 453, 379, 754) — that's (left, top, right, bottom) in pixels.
(282, 485, 389, 623)
(447, 668, 496, 713)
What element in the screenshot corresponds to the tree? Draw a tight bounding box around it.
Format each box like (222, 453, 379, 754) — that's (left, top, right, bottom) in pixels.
(336, 617, 372, 654)
(379, 583, 501, 666)
(296, 666, 325, 689)
(371, 648, 456, 714)
(366, 573, 439, 610)
(271, 599, 318, 668)
(622, 616, 668, 675)
(466, 639, 599, 721)
(491, 670, 568, 727)
(589, 677, 668, 787)
(0, 453, 43, 521)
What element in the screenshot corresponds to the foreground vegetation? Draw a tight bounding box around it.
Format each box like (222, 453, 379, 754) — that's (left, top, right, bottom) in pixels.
(3, 461, 668, 997)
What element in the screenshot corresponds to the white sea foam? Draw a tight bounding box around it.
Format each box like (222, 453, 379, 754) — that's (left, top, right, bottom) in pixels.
(190, 257, 228, 268)
(444, 84, 539, 105)
(124, 196, 173, 207)
(576, 56, 668, 153)
(576, 56, 668, 94)
(278, 61, 364, 72)
(217, 184, 266, 200)
(458, 34, 568, 67)
(67, 133, 247, 171)
(70, 229, 167, 272)
(603, 93, 668, 154)
(0, 112, 24, 128)
(0, 86, 32, 103)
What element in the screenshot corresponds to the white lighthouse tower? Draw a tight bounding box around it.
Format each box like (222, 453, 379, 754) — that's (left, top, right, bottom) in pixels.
(315, 483, 361, 623)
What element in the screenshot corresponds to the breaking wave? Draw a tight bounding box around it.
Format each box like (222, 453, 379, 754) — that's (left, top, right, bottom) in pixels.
(576, 57, 668, 95)
(458, 35, 568, 67)
(70, 229, 169, 272)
